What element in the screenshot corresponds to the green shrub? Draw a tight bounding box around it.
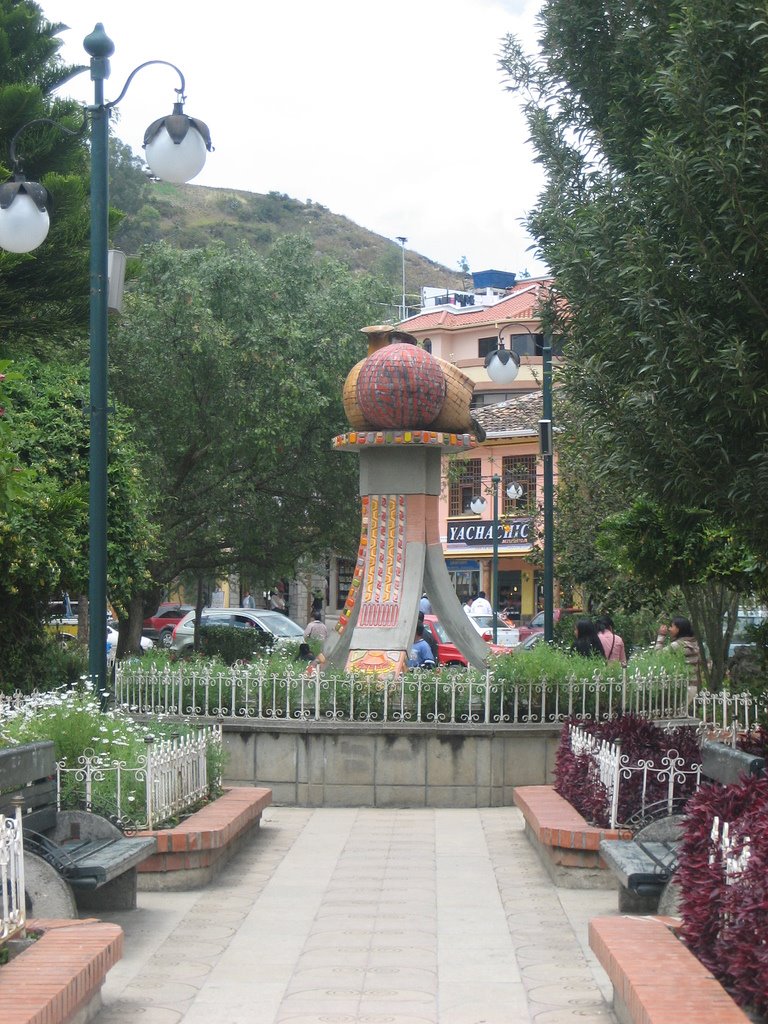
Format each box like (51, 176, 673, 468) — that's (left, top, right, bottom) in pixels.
(198, 625, 273, 664)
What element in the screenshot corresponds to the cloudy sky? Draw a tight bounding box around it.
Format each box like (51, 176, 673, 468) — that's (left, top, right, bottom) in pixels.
(40, 0, 547, 277)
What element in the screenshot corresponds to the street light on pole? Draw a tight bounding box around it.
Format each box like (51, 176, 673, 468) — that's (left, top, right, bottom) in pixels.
(470, 475, 523, 644)
(396, 236, 407, 320)
(485, 322, 555, 642)
(0, 23, 211, 697)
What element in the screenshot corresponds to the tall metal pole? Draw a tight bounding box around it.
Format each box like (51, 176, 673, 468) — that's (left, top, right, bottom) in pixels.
(542, 335, 554, 642)
(491, 473, 500, 644)
(396, 236, 407, 319)
(85, 25, 114, 697)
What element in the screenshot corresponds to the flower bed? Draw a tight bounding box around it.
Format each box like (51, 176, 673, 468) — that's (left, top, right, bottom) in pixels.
(0, 684, 224, 828)
(677, 773, 768, 1017)
(555, 715, 701, 827)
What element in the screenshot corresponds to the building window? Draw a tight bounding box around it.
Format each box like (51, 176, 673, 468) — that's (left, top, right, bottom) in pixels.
(449, 458, 482, 516)
(511, 333, 538, 356)
(336, 558, 356, 610)
(502, 455, 536, 514)
(422, 338, 432, 353)
(478, 336, 497, 358)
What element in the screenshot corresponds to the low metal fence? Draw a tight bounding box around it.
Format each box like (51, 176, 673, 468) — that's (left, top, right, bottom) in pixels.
(0, 806, 25, 943)
(114, 663, 689, 725)
(694, 690, 766, 732)
(568, 724, 703, 829)
(56, 724, 222, 830)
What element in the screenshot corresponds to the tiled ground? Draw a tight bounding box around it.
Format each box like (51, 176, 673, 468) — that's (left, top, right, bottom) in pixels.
(93, 807, 618, 1024)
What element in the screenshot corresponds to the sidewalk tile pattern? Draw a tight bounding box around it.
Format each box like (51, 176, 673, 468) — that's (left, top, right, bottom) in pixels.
(91, 807, 617, 1024)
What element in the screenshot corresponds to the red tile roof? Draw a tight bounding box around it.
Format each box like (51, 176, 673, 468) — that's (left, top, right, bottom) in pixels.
(400, 278, 553, 333)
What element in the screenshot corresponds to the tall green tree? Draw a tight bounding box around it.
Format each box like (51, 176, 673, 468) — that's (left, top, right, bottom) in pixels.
(0, 358, 156, 688)
(598, 498, 765, 688)
(0, 1, 91, 353)
(110, 236, 388, 616)
(500, 0, 768, 557)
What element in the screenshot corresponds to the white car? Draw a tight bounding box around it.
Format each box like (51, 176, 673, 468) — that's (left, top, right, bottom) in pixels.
(468, 613, 520, 650)
(171, 607, 304, 653)
(107, 626, 154, 665)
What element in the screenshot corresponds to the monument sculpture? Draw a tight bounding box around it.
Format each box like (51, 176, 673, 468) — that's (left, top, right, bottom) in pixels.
(314, 325, 492, 676)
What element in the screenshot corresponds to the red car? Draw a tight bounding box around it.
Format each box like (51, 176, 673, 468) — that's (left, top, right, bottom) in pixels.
(142, 603, 195, 648)
(517, 608, 582, 643)
(421, 614, 468, 667)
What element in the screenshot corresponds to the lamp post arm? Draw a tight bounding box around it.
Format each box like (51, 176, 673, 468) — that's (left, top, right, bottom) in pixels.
(8, 117, 85, 172)
(106, 60, 187, 111)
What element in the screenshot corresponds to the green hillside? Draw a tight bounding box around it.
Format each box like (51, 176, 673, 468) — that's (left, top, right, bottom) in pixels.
(113, 178, 467, 298)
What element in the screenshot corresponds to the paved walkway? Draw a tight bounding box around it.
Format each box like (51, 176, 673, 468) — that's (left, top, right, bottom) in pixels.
(93, 807, 618, 1024)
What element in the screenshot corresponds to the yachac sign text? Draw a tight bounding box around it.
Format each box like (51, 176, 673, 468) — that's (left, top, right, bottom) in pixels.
(447, 518, 531, 546)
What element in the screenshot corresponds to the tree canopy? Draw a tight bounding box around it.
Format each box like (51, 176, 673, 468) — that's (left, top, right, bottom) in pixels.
(110, 236, 388, 596)
(500, 0, 768, 556)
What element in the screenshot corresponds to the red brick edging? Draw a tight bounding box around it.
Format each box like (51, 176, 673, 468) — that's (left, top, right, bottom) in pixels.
(513, 785, 631, 881)
(136, 786, 272, 881)
(590, 915, 750, 1023)
(1, 918, 123, 1024)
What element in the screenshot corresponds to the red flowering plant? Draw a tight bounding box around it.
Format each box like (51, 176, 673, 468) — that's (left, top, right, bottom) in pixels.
(554, 715, 701, 828)
(678, 774, 768, 1016)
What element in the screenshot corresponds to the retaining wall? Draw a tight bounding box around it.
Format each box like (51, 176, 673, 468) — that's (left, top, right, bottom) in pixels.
(221, 721, 561, 806)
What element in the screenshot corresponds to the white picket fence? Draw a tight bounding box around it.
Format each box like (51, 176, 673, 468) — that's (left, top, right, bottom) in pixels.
(568, 724, 703, 829)
(0, 807, 26, 943)
(56, 725, 222, 830)
(710, 815, 752, 883)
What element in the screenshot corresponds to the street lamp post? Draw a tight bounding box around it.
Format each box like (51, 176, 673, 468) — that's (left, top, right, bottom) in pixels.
(540, 334, 554, 643)
(396, 235, 407, 320)
(485, 322, 555, 642)
(0, 23, 211, 697)
(470, 475, 521, 644)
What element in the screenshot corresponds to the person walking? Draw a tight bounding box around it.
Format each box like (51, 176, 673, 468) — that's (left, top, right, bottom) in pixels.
(571, 619, 606, 658)
(304, 611, 328, 644)
(655, 616, 702, 710)
(242, 590, 255, 609)
(596, 615, 627, 666)
(470, 591, 493, 616)
(419, 593, 432, 615)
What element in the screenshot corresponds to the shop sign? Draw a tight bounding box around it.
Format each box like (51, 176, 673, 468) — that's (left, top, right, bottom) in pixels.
(447, 518, 531, 546)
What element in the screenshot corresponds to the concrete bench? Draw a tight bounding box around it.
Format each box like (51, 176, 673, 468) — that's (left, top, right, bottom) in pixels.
(136, 785, 272, 889)
(513, 784, 632, 887)
(599, 738, 764, 913)
(0, 741, 156, 917)
(590, 915, 751, 1024)
(1, 918, 123, 1024)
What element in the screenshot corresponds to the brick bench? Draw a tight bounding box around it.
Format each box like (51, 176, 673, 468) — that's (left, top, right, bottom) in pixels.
(589, 915, 751, 1024)
(1, 918, 123, 1024)
(136, 785, 272, 889)
(513, 785, 631, 887)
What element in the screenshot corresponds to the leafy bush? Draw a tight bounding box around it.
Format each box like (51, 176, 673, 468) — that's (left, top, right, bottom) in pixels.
(678, 774, 768, 1016)
(197, 625, 274, 664)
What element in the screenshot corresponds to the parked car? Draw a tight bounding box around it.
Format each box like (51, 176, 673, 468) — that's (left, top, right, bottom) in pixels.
(143, 603, 195, 648)
(468, 613, 519, 650)
(107, 626, 153, 665)
(517, 608, 582, 644)
(422, 614, 468, 667)
(171, 608, 304, 653)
